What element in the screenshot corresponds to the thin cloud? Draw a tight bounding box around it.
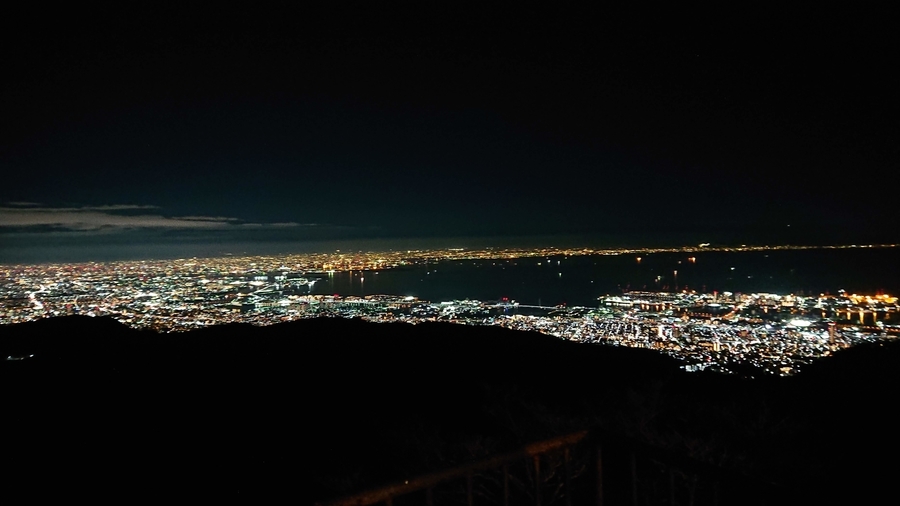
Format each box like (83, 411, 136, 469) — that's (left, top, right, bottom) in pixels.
(0, 205, 305, 232)
(4, 201, 43, 207)
(79, 204, 160, 211)
(2, 204, 160, 212)
(239, 222, 309, 228)
(177, 216, 241, 222)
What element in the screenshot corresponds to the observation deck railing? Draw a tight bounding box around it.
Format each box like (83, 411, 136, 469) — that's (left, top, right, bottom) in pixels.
(317, 428, 785, 506)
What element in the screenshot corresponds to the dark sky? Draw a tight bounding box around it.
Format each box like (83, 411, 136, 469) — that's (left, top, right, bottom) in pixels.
(2, 7, 897, 261)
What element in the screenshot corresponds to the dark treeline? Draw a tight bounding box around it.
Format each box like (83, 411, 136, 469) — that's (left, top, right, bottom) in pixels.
(2, 316, 898, 504)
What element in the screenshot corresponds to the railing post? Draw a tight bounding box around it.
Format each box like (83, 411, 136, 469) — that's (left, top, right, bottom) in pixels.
(534, 454, 542, 506)
(596, 443, 604, 506)
(564, 447, 572, 506)
(688, 474, 697, 506)
(669, 467, 675, 506)
(502, 464, 509, 506)
(467, 471, 473, 506)
(630, 451, 638, 506)
(426, 487, 433, 506)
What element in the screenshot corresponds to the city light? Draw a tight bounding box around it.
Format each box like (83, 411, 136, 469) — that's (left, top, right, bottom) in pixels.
(2, 243, 898, 375)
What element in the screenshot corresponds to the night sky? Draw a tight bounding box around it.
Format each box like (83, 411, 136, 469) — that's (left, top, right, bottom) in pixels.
(2, 7, 897, 261)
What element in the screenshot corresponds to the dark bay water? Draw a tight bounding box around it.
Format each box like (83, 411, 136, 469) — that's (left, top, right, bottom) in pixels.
(312, 248, 900, 307)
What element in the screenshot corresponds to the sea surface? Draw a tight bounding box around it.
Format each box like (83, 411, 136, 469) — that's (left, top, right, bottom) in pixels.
(311, 247, 900, 306)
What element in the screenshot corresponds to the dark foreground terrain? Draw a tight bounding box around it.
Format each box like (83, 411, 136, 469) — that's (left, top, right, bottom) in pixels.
(3, 316, 899, 504)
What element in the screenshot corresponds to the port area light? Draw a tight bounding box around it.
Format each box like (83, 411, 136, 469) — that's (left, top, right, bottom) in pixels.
(789, 319, 813, 328)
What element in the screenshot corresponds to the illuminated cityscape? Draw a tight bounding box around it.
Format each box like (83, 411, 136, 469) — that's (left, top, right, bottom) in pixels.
(4, 243, 897, 375)
(3, 8, 899, 504)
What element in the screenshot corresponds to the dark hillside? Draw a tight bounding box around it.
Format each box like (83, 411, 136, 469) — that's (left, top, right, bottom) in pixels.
(2, 316, 898, 503)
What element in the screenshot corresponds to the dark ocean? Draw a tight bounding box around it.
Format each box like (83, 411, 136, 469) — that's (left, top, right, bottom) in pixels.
(311, 247, 900, 306)
(3, 233, 897, 305)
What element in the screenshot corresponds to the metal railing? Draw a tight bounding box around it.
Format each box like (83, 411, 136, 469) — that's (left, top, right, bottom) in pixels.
(317, 429, 784, 506)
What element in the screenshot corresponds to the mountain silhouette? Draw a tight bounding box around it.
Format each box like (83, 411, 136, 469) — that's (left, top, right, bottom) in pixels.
(2, 316, 897, 503)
